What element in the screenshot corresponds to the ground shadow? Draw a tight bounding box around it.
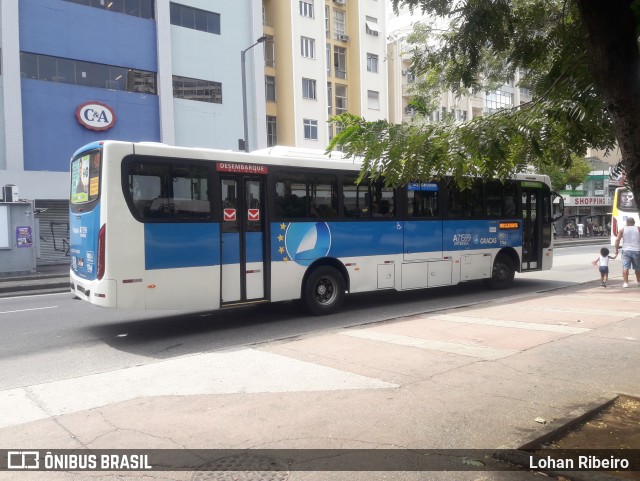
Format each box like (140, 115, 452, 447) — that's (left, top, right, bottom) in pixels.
(85, 277, 579, 360)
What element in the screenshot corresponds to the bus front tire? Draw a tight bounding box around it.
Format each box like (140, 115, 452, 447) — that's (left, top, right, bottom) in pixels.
(484, 254, 515, 290)
(303, 266, 346, 315)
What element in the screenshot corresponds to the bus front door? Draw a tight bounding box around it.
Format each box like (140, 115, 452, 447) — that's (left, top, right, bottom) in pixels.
(521, 187, 542, 270)
(220, 176, 267, 305)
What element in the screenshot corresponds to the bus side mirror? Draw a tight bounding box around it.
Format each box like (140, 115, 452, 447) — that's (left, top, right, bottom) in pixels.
(552, 192, 564, 222)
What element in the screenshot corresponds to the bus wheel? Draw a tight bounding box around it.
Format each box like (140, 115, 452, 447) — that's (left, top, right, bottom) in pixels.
(484, 254, 515, 290)
(303, 266, 346, 315)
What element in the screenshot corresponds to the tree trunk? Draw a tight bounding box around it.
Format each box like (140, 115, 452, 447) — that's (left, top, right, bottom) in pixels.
(576, 0, 640, 214)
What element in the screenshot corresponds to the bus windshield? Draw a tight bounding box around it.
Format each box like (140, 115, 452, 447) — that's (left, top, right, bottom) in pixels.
(70, 150, 101, 205)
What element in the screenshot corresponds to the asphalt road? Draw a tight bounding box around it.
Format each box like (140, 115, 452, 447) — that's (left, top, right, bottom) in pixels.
(0, 245, 599, 390)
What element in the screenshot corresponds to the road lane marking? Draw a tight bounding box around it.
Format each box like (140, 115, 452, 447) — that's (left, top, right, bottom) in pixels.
(340, 330, 516, 360)
(0, 349, 396, 429)
(429, 314, 590, 334)
(0, 306, 58, 315)
(507, 305, 638, 317)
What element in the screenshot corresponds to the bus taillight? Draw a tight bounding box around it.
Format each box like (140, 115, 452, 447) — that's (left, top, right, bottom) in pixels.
(612, 217, 618, 236)
(97, 224, 106, 280)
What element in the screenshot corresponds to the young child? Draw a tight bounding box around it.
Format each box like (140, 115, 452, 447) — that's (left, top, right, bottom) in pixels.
(593, 247, 617, 287)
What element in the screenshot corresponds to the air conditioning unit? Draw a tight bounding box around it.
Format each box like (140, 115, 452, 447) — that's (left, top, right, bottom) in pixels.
(333, 0, 346, 5)
(401, 70, 407, 75)
(338, 34, 350, 42)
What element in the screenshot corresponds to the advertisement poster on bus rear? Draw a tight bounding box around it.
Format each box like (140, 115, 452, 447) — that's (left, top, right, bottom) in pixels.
(71, 155, 90, 203)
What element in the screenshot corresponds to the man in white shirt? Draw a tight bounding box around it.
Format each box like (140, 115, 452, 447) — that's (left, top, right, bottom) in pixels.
(615, 217, 640, 288)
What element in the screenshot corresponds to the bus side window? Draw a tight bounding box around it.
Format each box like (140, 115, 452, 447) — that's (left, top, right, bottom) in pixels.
(309, 174, 338, 218)
(504, 183, 517, 217)
(485, 181, 504, 218)
(466, 182, 483, 218)
(127, 161, 211, 221)
(370, 182, 394, 218)
(448, 185, 464, 219)
(130, 171, 162, 219)
(343, 176, 366, 218)
(408, 189, 438, 218)
(275, 173, 307, 218)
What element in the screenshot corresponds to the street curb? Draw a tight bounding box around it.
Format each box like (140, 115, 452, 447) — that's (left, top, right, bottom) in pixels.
(0, 273, 68, 283)
(496, 394, 622, 481)
(0, 279, 69, 295)
(554, 238, 610, 248)
(499, 394, 618, 450)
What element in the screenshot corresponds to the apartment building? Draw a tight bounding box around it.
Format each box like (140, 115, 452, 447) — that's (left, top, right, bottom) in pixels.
(387, 34, 532, 124)
(262, 0, 388, 148)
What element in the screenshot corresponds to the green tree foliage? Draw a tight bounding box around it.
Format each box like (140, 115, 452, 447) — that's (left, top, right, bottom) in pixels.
(538, 154, 592, 191)
(329, 0, 640, 212)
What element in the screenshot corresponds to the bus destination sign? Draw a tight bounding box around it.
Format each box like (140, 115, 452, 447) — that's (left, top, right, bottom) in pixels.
(216, 162, 268, 174)
(499, 222, 520, 230)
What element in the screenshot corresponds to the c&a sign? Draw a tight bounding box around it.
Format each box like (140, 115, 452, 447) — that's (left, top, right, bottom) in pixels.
(76, 101, 116, 131)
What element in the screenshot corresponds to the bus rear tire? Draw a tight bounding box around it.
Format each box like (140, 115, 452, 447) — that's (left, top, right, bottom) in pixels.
(484, 253, 515, 290)
(303, 266, 346, 316)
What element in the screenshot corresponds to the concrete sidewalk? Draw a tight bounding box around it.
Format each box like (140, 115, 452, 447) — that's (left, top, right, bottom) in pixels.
(0, 263, 69, 297)
(0, 276, 638, 480)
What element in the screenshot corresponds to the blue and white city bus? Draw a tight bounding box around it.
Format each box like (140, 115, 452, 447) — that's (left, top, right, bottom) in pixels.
(69, 141, 563, 315)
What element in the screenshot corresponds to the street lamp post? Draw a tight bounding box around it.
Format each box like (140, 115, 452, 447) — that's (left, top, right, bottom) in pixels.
(241, 36, 267, 152)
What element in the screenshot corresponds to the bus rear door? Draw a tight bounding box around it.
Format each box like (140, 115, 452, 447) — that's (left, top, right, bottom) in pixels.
(521, 183, 543, 270)
(218, 168, 268, 306)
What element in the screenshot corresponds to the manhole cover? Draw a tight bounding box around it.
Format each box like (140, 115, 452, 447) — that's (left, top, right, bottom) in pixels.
(191, 452, 289, 481)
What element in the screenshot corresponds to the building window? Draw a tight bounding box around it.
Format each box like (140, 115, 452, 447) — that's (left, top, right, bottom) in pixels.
(267, 116, 277, 147)
(367, 90, 380, 110)
(335, 85, 347, 114)
(327, 82, 333, 115)
(325, 5, 330, 38)
(302, 78, 317, 99)
(365, 16, 380, 36)
(264, 35, 275, 67)
(485, 88, 514, 112)
(367, 53, 378, 73)
(333, 9, 345, 39)
(20, 52, 157, 93)
(303, 119, 318, 140)
(170, 3, 220, 34)
(173, 75, 222, 103)
(334, 46, 346, 79)
(63, 0, 154, 19)
(299, 0, 314, 18)
(265, 76, 276, 102)
(301, 36, 316, 59)
(326, 43, 331, 76)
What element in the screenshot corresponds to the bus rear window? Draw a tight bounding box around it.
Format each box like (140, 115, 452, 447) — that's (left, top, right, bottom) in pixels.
(71, 151, 101, 204)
